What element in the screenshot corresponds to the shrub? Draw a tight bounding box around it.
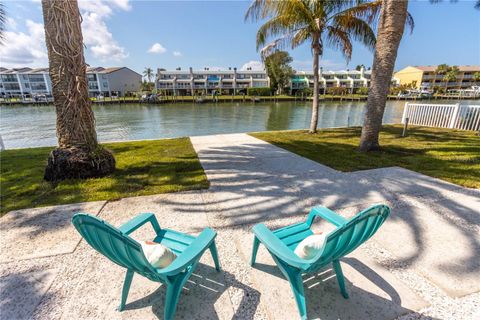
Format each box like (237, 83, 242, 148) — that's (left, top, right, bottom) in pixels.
(326, 87, 349, 95)
(433, 86, 445, 94)
(355, 87, 369, 95)
(247, 87, 272, 96)
(295, 88, 313, 96)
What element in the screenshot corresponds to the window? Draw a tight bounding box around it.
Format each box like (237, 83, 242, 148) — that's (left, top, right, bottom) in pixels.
(1, 75, 17, 82)
(3, 83, 20, 90)
(31, 83, 46, 90)
(88, 83, 99, 90)
(103, 82, 108, 88)
(28, 75, 45, 82)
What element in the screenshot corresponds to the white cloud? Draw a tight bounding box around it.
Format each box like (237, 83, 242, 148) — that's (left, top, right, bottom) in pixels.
(109, 0, 132, 11)
(1, 1, 130, 68)
(241, 60, 264, 71)
(79, 0, 130, 61)
(148, 43, 167, 54)
(6, 17, 18, 30)
(0, 20, 47, 68)
(173, 51, 182, 57)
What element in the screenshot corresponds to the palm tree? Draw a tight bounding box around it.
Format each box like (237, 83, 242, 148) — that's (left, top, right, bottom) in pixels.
(0, 2, 6, 44)
(360, 0, 477, 151)
(359, 0, 413, 151)
(443, 66, 459, 90)
(473, 72, 480, 85)
(143, 67, 154, 83)
(246, 0, 380, 133)
(41, 0, 115, 181)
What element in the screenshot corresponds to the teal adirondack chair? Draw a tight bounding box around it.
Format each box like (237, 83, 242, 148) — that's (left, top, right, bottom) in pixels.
(251, 204, 390, 320)
(72, 213, 221, 320)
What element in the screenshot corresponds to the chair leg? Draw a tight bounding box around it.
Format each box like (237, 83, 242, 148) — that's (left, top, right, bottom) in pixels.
(251, 236, 260, 266)
(164, 275, 186, 320)
(209, 241, 221, 271)
(118, 269, 134, 311)
(275, 258, 307, 320)
(333, 260, 349, 299)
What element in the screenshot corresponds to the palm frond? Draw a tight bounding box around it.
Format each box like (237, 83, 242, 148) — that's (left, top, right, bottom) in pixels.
(245, 0, 278, 22)
(406, 12, 415, 34)
(326, 26, 353, 61)
(332, 14, 376, 51)
(246, 0, 377, 63)
(0, 2, 6, 44)
(255, 15, 307, 50)
(291, 28, 310, 49)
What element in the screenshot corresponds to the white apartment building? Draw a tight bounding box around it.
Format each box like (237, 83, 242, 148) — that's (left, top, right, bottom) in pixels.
(156, 67, 269, 95)
(0, 66, 141, 98)
(156, 66, 372, 95)
(291, 67, 371, 93)
(0, 67, 52, 98)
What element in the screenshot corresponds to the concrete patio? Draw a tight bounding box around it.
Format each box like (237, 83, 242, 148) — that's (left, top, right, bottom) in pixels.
(1, 133, 479, 320)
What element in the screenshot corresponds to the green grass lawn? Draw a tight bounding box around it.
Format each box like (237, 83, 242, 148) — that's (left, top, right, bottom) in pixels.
(0, 138, 209, 215)
(251, 125, 480, 188)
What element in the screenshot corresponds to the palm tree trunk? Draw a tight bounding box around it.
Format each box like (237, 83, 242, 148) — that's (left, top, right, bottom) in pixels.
(309, 39, 320, 134)
(42, 0, 115, 181)
(359, 0, 408, 151)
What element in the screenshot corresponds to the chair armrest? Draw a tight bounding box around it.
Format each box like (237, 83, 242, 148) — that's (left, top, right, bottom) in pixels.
(118, 213, 161, 235)
(158, 228, 217, 276)
(306, 206, 347, 227)
(252, 224, 310, 270)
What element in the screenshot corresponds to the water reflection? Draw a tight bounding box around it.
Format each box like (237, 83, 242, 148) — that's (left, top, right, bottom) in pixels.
(0, 100, 467, 149)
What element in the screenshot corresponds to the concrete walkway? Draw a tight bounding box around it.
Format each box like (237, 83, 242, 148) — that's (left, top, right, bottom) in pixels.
(1, 133, 479, 320)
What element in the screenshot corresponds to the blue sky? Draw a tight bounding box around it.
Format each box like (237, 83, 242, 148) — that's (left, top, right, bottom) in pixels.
(1, 0, 479, 74)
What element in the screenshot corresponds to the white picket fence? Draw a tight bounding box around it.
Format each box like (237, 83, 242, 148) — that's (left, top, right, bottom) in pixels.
(401, 103, 480, 131)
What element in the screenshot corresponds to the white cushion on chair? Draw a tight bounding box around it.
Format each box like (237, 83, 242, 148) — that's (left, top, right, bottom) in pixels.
(294, 233, 328, 259)
(140, 241, 177, 268)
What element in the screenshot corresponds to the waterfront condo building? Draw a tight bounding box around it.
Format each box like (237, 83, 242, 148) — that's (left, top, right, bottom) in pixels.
(290, 67, 371, 93)
(156, 67, 269, 95)
(0, 67, 52, 98)
(393, 65, 480, 90)
(156, 67, 372, 95)
(0, 67, 141, 98)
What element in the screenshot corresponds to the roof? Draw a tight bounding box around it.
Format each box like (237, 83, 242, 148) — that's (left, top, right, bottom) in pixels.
(413, 65, 480, 72)
(157, 69, 265, 74)
(86, 66, 141, 76)
(28, 68, 49, 74)
(86, 67, 123, 74)
(0, 67, 33, 74)
(1, 66, 135, 75)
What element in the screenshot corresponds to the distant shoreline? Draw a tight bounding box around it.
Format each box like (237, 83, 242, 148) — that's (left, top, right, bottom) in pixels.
(1, 94, 477, 107)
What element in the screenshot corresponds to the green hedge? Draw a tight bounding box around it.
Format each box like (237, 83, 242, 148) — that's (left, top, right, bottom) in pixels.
(326, 87, 349, 95)
(355, 87, 369, 95)
(247, 87, 272, 96)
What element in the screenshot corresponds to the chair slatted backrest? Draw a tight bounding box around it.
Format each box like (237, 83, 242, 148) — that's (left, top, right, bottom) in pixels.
(72, 214, 157, 279)
(308, 205, 390, 272)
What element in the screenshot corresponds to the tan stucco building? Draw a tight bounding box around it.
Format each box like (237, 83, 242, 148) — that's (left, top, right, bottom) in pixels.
(393, 65, 480, 90)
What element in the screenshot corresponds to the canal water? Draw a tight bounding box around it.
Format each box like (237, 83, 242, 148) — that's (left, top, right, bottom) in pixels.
(0, 100, 469, 149)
